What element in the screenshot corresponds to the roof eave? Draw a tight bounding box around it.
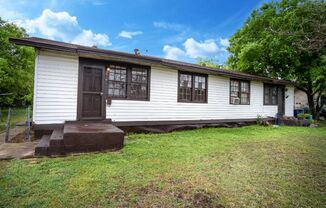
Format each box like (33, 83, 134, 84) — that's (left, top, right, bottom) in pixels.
(9, 37, 294, 85)
(9, 37, 77, 53)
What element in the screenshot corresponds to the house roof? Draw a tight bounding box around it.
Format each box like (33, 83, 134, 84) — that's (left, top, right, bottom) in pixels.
(10, 37, 292, 85)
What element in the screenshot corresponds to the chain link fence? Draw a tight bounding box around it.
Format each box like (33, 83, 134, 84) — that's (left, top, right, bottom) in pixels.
(0, 107, 32, 144)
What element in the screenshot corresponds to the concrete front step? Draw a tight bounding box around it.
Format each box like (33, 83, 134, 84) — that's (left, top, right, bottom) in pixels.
(35, 129, 66, 156)
(35, 122, 125, 156)
(49, 129, 65, 155)
(35, 135, 50, 156)
(63, 122, 125, 153)
(49, 129, 64, 146)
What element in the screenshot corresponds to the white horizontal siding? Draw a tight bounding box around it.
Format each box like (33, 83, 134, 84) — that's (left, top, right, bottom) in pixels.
(107, 66, 283, 122)
(285, 86, 294, 116)
(33, 51, 295, 124)
(33, 50, 79, 124)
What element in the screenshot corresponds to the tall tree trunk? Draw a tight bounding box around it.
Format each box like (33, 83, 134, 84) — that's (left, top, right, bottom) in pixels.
(307, 93, 317, 119)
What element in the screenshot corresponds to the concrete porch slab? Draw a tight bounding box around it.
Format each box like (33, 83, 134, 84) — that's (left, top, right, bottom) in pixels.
(63, 122, 125, 153)
(0, 141, 38, 160)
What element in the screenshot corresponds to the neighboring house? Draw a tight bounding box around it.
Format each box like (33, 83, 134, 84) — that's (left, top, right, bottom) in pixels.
(10, 37, 295, 134)
(294, 88, 325, 109)
(294, 89, 309, 109)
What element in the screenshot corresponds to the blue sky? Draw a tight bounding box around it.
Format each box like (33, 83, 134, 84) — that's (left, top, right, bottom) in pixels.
(0, 0, 268, 64)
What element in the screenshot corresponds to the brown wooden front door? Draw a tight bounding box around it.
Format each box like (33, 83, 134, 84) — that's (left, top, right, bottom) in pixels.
(79, 64, 105, 120)
(277, 86, 285, 115)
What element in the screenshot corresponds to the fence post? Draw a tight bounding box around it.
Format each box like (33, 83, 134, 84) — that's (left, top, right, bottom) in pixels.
(5, 108, 11, 143)
(26, 106, 31, 141)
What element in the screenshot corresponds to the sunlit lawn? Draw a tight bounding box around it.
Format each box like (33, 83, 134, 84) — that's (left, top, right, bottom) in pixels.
(0, 125, 325, 207)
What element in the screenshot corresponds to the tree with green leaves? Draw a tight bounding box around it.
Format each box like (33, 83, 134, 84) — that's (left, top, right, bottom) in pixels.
(0, 18, 34, 107)
(197, 57, 225, 69)
(227, 0, 326, 118)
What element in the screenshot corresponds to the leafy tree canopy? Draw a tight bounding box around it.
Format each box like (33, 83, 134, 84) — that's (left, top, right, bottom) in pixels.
(197, 57, 225, 69)
(227, 0, 326, 118)
(0, 18, 34, 107)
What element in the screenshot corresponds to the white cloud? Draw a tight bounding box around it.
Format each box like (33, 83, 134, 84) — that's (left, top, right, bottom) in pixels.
(163, 37, 229, 63)
(118, 30, 143, 39)
(16, 9, 78, 41)
(163, 45, 186, 60)
(15, 9, 111, 47)
(153, 21, 186, 31)
(219, 38, 230, 47)
(183, 38, 219, 58)
(72, 29, 110, 46)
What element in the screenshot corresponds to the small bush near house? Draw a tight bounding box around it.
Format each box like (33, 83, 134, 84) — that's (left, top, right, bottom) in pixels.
(297, 113, 312, 120)
(256, 114, 263, 125)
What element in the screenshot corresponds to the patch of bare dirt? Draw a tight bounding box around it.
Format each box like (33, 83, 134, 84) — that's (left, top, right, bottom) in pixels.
(107, 178, 224, 208)
(9, 131, 26, 143)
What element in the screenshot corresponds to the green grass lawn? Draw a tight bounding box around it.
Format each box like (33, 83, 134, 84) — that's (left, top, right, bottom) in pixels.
(0, 125, 325, 207)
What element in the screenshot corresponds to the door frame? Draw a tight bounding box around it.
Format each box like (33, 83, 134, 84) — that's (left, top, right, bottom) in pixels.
(77, 58, 106, 120)
(277, 85, 285, 116)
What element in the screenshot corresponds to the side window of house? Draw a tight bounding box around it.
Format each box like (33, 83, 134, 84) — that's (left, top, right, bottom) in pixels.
(230, 79, 250, 105)
(130, 68, 148, 100)
(194, 75, 207, 102)
(264, 84, 278, 105)
(178, 72, 207, 103)
(108, 65, 127, 98)
(178, 73, 192, 102)
(107, 64, 150, 100)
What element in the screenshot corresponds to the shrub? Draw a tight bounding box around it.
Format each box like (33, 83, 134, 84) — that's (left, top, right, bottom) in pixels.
(297, 113, 311, 119)
(256, 114, 263, 125)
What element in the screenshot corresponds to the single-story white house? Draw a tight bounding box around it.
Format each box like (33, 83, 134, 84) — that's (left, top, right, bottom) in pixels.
(11, 37, 294, 137)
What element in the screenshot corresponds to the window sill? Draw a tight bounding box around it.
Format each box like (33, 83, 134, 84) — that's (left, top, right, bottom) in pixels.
(229, 103, 250, 105)
(109, 98, 150, 102)
(178, 101, 208, 104)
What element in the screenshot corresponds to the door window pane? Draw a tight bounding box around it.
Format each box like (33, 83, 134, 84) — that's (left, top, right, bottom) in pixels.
(264, 84, 279, 105)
